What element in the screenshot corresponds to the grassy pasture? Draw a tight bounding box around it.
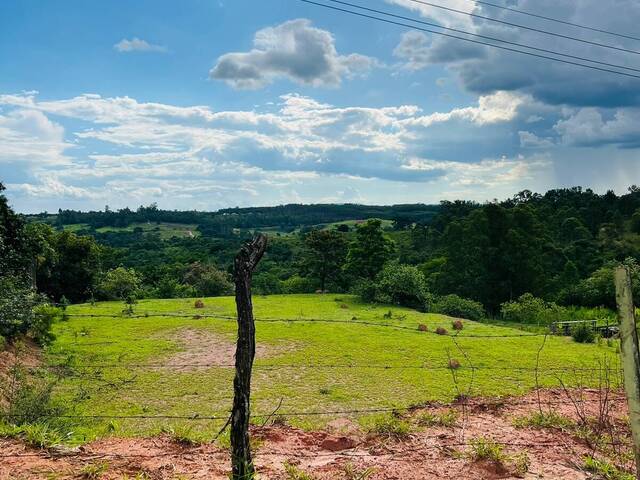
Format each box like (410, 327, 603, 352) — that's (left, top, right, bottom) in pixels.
(62, 222, 199, 239)
(45, 294, 619, 443)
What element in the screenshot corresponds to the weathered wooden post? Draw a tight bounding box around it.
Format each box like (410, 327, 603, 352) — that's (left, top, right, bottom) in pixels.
(614, 265, 640, 479)
(231, 234, 267, 479)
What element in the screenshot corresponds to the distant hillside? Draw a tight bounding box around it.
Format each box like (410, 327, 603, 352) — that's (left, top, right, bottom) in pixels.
(26, 203, 441, 236)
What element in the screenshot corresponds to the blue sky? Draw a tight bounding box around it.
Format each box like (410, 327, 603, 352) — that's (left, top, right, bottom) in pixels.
(1, 0, 639, 213)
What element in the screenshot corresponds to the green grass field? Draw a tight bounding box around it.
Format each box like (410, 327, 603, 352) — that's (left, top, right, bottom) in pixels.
(44, 294, 619, 444)
(62, 222, 199, 239)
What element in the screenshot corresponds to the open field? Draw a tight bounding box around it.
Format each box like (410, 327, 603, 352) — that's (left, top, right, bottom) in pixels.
(37, 295, 620, 445)
(62, 222, 200, 239)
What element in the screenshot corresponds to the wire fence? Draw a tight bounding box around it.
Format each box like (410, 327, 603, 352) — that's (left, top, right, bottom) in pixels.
(2, 307, 632, 472)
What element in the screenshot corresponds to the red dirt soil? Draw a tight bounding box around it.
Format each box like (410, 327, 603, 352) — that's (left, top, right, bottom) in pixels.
(0, 389, 634, 479)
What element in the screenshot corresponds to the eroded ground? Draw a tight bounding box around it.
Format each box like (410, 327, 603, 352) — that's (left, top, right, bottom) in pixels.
(0, 389, 633, 479)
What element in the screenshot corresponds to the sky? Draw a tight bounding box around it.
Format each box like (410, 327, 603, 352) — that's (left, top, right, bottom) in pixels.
(1, 0, 639, 213)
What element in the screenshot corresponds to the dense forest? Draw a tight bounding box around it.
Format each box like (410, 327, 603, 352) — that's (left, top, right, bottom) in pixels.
(3, 183, 640, 329)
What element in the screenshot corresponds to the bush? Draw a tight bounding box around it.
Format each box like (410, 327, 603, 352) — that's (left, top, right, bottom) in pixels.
(374, 264, 428, 309)
(352, 279, 377, 303)
(183, 262, 233, 297)
(431, 294, 485, 321)
(571, 323, 596, 343)
(0, 278, 51, 343)
(30, 305, 63, 345)
(98, 267, 142, 301)
(500, 293, 567, 325)
(280, 275, 316, 294)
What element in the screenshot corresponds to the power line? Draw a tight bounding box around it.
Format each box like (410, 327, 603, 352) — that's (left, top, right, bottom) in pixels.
(400, 0, 640, 56)
(322, 0, 640, 73)
(297, 0, 640, 79)
(460, 0, 640, 42)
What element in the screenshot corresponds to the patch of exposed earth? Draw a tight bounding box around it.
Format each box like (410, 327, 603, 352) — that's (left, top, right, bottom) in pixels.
(0, 389, 633, 479)
(162, 328, 294, 371)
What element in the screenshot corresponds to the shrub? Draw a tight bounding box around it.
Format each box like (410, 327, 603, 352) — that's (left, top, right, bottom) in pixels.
(571, 323, 596, 343)
(98, 267, 142, 301)
(374, 264, 428, 309)
(30, 305, 63, 345)
(448, 358, 461, 369)
(469, 437, 506, 463)
(418, 324, 428, 332)
(500, 293, 567, 325)
(431, 295, 485, 321)
(435, 327, 448, 335)
(194, 300, 204, 309)
(183, 262, 233, 297)
(0, 279, 57, 344)
(352, 279, 377, 303)
(452, 319, 464, 331)
(369, 416, 410, 439)
(280, 275, 316, 294)
(417, 410, 458, 428)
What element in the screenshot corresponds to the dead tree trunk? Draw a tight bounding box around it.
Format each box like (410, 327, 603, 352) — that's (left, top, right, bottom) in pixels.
(231, 234, 267, 480)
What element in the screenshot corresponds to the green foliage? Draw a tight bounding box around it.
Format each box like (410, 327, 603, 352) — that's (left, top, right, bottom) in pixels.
(352, 279, 377, 303)
(374, 263, 428, 309)
(79, 462, 109, 479)
(346, 219, 395, 280)
(583, 456, 634, 480)
(0, 279, 44, 341)
(1, 365, 65, 425)
(98, 267, 142, 300)
(512, 411, 574, 430)
(632, 209, 640, 234)
(571, 322, 596, 343)
(284, 462, 316, 480)
(468, 437, 506, 463)
(369, 415, 410, 439)
(30, 305, 63, 345)
(301, 229, 347, 291)
(561, 258, 640, 309)
(280, 275, 317, 294)
(500, 293, 567, 325)
(416, 409, 458, 428)
(430, 294, 485, 321)
(183, 262, 233, 297)
(0, 421, 66, 449)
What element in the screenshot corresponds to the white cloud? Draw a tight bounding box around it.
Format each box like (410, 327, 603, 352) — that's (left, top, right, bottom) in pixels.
(0, 109, 72, 165)
(114, 37, 167, 53)
(209, 19, 378, 89)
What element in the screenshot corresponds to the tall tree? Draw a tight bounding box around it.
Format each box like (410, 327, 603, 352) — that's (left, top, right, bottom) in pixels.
(301, 229, 347, 292)
(346, 220, 394, 280)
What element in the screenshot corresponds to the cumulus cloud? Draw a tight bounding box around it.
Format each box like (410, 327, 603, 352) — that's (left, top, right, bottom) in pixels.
(391, 0, 640, 109)
(0, 109, 71, 166)
(114, 37, 167, 53)
(554, 107, 640, 147)
(209, 19, 378, 89)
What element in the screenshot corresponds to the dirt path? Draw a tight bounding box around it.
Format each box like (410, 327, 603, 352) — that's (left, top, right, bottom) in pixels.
(0, 389, 633, 479)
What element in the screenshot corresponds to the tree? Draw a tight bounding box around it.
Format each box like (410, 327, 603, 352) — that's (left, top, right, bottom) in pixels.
(183, 262, 233, 296)
(301, 229, 347, 291)
(37, 231, 102, 302)
(346, 220, 394, 280)
(99, 267, 142, 300)
(632, 209, 640, 234)
(374, 263, 428, 309)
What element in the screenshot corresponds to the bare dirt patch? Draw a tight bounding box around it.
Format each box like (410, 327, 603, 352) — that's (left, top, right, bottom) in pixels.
(162, 328, 291, 371)
(0, 389, 633, 479)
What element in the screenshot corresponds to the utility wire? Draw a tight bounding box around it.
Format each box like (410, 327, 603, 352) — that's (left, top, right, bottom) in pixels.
(297, 0, 640, 79)
(459, 0, 640, 42)
(323, 0, 640, 73)
(400, 0, 640, 55)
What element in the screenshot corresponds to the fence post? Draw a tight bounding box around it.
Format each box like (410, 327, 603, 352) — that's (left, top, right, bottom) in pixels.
(614, 265, 640, 479)
(230, 235, 267, 480)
